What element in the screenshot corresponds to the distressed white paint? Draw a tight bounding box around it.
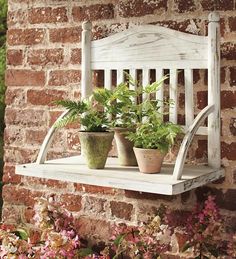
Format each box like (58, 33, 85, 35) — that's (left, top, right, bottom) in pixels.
(129, 69, 137, 103)
(156, 69, 164, 115)
(169, 69, 178, 123)
(91, 26, 208, 70)
(81, 21, 92, 99)
(184, 69, 194, 127)
(16, 156, 224, 195)
(208, 12, 221, 169)
(173, 104, 215, 180)
(104, 69, 112, 90)
(117, 69, 124, 85)
(142, 68, 150, 101)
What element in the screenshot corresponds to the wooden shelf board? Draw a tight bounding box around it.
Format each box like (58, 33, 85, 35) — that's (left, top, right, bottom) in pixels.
(16, 156, 224, 195)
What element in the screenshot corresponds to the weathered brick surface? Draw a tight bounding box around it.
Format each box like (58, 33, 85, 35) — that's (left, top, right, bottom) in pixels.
(28, 49, 64, 66)
(28, 7, 68, 24)
(7, 29, 45, 46)
(6, 70, 46, 87)
(49, 27, 81, 43)
(72, 4, 114, 22)
(4, 0, 236, 246)
(7, 49, 23, 66)
(110, 201, 133, 220)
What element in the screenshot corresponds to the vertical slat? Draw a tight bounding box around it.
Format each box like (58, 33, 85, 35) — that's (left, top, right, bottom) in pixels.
(104, 69, 112, 90)
(117, 69, 124, 85)
(208, 12, 221, 169)
(156, 69, 164, 115)
(169, 69, 178, 123)
(81, 21, 92, 99)
(184, 69, 194, 127)
(142, 68, 150, 101)
(129, 69, 137, 104)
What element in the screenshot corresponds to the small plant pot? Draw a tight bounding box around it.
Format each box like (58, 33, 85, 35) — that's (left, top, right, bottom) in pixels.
(79, 131, 114, 169)
(114, 127, 137, 166)
(133, 147, 166, 174)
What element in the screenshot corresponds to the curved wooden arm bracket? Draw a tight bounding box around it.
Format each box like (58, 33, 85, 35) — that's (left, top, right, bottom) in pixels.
(36, 110, 70, 164)
(173, 104, 215, 180)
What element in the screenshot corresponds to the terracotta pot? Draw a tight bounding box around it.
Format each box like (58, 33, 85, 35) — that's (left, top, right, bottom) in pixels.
(133, 147, 166, 174)
(79, 131, 114, 169)
(114, 127, 137, 166)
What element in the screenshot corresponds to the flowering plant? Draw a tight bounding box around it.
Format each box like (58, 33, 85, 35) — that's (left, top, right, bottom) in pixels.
(0, 196, 235, 258)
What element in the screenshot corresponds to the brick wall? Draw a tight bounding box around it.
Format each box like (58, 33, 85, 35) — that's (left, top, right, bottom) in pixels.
(3, 0, 236, 242)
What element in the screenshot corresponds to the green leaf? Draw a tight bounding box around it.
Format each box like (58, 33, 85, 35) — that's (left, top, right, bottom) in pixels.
(78, 247, 94, 256)
(113, 234, 125, 246)
(14, 228, 29, 240)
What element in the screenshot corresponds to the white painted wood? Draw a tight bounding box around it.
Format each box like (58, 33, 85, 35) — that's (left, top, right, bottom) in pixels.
(208, 12, 221, 169)
(117, 69, 124, 85)
(173, 104, 215, 180)
(156, 69, 164, 115)
(36, 110, 70, 164)
(81, 21, 92, 99)
(104, 69, 112, 90)
(16, 156, 224, 195)
(91, 26, 208, 70)
(169, 69, 178, 123)
(142, 68, 150, 101)
(129, 69, 137, 103)
(184, 69, 194, 127)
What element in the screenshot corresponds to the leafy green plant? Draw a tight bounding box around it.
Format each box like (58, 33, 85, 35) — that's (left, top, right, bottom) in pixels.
(127, 118, 182, 152)
(54, 95, 110, 132)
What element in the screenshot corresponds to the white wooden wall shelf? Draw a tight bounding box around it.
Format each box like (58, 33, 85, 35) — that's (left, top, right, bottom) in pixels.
(16, 12, 224, 195)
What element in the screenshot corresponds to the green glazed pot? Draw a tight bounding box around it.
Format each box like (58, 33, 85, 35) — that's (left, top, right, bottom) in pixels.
(79, 131, 114, 169)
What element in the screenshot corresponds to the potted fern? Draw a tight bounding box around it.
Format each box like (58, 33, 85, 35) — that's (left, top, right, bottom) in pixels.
(55, 94, 114, 169)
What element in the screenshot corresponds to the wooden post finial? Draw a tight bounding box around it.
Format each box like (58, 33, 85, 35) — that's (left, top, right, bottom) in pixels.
(82, 21, 92, 31)
(208, 12, 220, 22)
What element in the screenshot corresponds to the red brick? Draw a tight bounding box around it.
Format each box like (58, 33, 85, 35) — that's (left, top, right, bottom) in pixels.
(221, 142, 236, 160)
(229, 66, 236, 87)
(7, 29, 45, 46)
(229, 118, 236, 136)
(221, 90, 236, 109)
(25, 129, 47, 145)
(49, 111, 63, 127)
(2, 185, 43, 207)
(5, 108, 47, 126)
(125, 190, 176, 201)
(28, 48, 64, 66)
(1, 205, 21, 225)
(174, 0, 197, 13)
(48, 70, 81, 86)
(92, 23, 124, 40)
(5, 69, 46, 87)
(195, 139, 207, 159)
(71, 48, 81, 64)
(75, 217, 111, 242)
(5, 147, 38, 164)
(67, 132, 80, 151)
(110, 201, 133, 220)
(49, 27, 81, 43)
(83, 196, 106, 214)
(7, 49, 23, 66)
(27, 89, 68, 106)
(28, 7, 68, 24)
(24, 207, 35, 224)
(204, 67, 226, 85)
(4, 126, 24, 146)
(197, 91, 207, 110)
(60, 193, 82, 211)
(83, 184, 115, 195)
(3, 163, 21, 184)
(4, 88, 25, 106)
(201, 0, 234, 11)
(23, 177, 68, 189)
(221, 42, 236, 60)
(229, 17, 236, 32)
(118, 0, 167, 18)
(72, 4, 114, 22)
(7, 10, 27, 27)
